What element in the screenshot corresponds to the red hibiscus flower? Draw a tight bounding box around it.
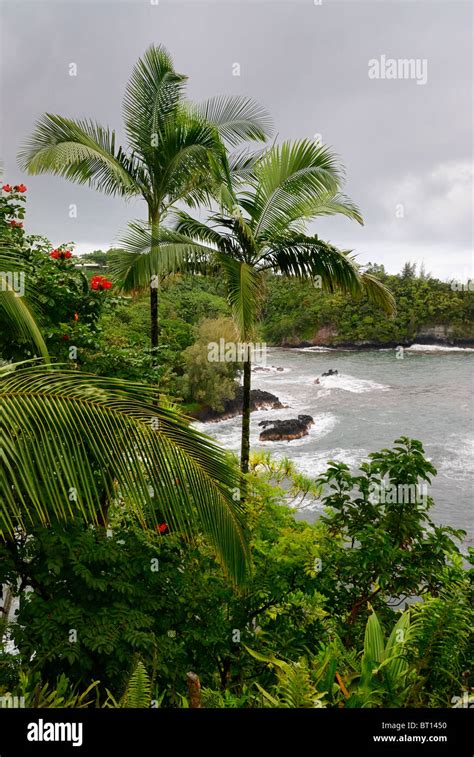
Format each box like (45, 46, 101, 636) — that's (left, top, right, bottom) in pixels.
(14, 184, 27, 193)
(91, 275, 112, 291)
(9, 220, 23, 228)
(156, 523, 168, 534)
(2, 184, 12, 192)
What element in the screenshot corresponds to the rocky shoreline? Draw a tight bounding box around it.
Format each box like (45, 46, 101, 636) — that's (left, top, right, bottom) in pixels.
(259, 415, 314, 442)
(193, 386, 284, 423)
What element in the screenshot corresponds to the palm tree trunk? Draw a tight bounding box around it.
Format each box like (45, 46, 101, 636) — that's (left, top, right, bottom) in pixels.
(240, 356, 252, 473)
(149, 209, 159, 356)
(150, 284, 158, 351)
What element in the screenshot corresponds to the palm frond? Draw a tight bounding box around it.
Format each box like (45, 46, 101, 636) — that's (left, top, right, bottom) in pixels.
(0, 363, 250, 583)
(153, 109, 225, 208)
(109, 221, 218, 290)
(196, 95, 273, 148)
(173, 210, 237, 253)
(360, 272, 396, 316)
(123, 44, 187, 158)
(248, 140, 343, 237)
(18, 115, 138, 196)
(0, 247, 48, 358)
(260, 237, 362, 294)
(215, 255, 263, 339)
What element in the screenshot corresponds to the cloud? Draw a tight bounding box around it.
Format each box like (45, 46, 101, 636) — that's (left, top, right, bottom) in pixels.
(372, 161, 473, 245)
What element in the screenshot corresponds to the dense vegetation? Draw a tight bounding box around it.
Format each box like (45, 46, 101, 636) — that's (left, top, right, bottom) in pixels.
(1, 442, 472, 708)
(262, 263, 474, 346)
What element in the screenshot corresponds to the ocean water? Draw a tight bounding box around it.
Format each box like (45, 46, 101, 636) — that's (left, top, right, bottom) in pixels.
(195, 346, 474, 545)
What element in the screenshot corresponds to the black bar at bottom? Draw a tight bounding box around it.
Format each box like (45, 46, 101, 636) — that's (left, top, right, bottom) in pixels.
(0, 707, 471, 755)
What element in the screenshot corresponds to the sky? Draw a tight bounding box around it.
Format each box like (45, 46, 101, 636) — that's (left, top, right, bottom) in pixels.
(1, 0, 472, 280)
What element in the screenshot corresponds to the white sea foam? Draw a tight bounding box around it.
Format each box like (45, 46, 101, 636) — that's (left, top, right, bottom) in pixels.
(316, 373, 390, 394)
(293, 346, 336, 353)
(436, 435, 474, 482)
(288, 447, 370, 477)
(252, 364, 291, 374)
(406, 343, 474, 353)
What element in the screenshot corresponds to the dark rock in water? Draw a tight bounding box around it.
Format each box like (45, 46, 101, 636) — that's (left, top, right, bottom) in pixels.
(195, 387, 284, 422)
(322, 369, 338, 376)
(276, 367, 284, 372)
(259, 414, 314, 442)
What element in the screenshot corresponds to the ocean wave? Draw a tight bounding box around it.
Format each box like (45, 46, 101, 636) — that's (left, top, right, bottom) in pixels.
(293, 346, 336, 353)
(316, 373, 390, 394)
(288, 447, 370, 477)
(406, 344, 474, 353)
(252, 364, 292, 374)
(435, 435, 474, 482)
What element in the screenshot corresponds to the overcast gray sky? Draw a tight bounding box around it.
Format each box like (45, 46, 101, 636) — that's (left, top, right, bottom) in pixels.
(1, 0, 472, 279)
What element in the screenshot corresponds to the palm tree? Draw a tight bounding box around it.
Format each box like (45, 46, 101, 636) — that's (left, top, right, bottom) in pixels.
(18, 45, 272, 354)
(0, 248, 249, 584)
(111, 140, 396, 473)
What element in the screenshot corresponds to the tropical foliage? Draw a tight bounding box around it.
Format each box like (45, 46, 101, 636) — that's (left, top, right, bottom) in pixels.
(1, 441, 471, 707)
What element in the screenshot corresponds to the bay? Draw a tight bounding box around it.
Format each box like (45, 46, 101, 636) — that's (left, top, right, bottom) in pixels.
(195, 346, 474, 545)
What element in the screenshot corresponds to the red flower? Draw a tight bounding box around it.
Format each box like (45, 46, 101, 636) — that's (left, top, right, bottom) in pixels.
(9, 220, 23, 228)
(50, 249, 72, 260)
(91, 275, 112, 291)
(14, 184, 27, 193)
(2, 184, 12, 192)
(156, 523, 168, 534)
(74, 312, 79, 322)
(62, 334, 70, 341)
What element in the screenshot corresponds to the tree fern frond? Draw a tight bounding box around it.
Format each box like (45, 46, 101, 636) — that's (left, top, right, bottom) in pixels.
(120, 661, 152, 708)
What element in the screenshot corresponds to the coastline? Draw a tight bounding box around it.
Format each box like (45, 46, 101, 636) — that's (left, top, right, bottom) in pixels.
(283, 337, 474, 351)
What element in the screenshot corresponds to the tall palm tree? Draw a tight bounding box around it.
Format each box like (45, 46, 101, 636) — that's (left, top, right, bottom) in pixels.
(111, 140, 396, 473)
(18, 45, 272, 354)
(0, 248, 249, 584)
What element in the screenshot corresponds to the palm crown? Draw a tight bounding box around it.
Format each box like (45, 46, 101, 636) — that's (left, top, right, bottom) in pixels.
(110, 138, 395, 471)
(18, 44, 273, 350)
